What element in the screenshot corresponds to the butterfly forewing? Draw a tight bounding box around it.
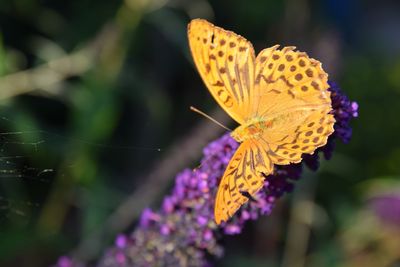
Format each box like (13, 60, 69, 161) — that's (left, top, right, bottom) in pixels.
(188, 19, 256, 124)
(214, 140, 273, 224)
(253, 45, 331, 118)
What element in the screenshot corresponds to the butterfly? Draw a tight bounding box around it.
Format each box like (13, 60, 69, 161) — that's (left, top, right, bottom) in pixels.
(187, 19, 335, 224)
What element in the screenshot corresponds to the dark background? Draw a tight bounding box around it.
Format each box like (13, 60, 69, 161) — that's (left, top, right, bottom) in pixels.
(1, 0, 399, 266)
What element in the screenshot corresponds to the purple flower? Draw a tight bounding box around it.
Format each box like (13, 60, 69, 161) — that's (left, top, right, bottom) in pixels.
(369, 194, 400, 226)
(115, 234, 127, 249)
(54, 256, 84, 267)
(139, 208, 160, 228)
(162, 197, 175, 214)
(114, 252, 126, 265)
(328, 81, 358, 143)
(197, 215, 208, 226)
(57, 257, 72, 267)
(52, 82, 357, 267)
(224, 224, 241, 235)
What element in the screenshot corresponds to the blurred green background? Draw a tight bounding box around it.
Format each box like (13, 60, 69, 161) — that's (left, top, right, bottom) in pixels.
(0, 0, 399, 266)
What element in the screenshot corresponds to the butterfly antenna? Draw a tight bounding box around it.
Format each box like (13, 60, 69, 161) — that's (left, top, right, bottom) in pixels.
(190, 106, 232, 131)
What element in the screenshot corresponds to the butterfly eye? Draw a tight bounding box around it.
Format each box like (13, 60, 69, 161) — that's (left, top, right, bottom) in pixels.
(247, 125, 260, 136)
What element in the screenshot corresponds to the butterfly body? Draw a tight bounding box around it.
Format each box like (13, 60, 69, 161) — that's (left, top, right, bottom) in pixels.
(231, 118, 268, 142)
(188, 19, 335, 224)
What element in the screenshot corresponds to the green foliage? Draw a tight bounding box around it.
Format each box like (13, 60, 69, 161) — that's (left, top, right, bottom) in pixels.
(0, 0, 399, 266)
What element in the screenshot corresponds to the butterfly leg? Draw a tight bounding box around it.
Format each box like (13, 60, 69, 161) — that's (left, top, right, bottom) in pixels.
(239, 190, 258, 202)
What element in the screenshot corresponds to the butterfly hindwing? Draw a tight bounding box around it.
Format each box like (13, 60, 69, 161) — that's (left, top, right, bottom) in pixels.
(257, 107, 335, 165)
(188, 19, 256, 124)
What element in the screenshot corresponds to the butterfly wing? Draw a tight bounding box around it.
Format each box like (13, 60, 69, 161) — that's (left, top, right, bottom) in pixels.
(188, 19, 256, 124)
(252, 45, 335, 165)
(214, 139, 273, 224)
(257, 107, 335, 165)
(253, 45, 331, 119)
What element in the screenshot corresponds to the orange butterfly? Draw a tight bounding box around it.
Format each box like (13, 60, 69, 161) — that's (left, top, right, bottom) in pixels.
(187, 19, 335, 224)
